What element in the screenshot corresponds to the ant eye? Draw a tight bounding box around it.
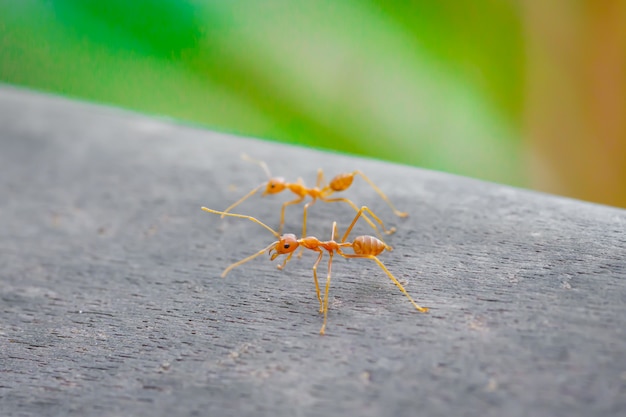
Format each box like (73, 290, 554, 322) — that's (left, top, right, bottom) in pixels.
(283, 244, 290, 249)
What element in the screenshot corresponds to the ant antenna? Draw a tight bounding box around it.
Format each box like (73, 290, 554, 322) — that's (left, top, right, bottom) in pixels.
(219, 155, 274, 217)
(220, 183, 266, 217)
(220, 241, 279, 278)
(201, 207, 282, 277)
(241, 154, 272, 179)
(202, 207, 280, 239)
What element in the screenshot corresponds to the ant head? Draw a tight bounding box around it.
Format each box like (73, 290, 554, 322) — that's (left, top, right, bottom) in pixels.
(263, 177, 286, 195)
(269, 234, 299, 260)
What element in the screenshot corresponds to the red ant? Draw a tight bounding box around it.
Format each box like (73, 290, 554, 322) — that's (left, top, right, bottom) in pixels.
(201, 206, 428, 335)
(221, 155, 408, 241)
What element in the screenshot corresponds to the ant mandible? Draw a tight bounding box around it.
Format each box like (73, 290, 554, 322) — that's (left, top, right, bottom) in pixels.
(201, 206, 428, 335)
(221, 155, 408, 241)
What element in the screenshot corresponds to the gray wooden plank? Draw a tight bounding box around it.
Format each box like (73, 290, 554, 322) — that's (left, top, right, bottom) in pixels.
(1, 84, 625, 417)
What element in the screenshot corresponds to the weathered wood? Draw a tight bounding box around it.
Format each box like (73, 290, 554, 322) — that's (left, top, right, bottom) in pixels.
(1, 85, 625, 417)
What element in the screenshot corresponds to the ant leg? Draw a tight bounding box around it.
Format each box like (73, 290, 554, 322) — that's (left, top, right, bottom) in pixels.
(340, 253, 428, 313)
(221, 183, 266, 216)
(321, 197, 395, 238)
(319, 251, 334, 335)
(330, 221, 338, 241)
(358, 205, 397, 237)
(279, 196, 305, 234)
(276, 251, 295, 270)
(352, 171, 408, 218)
(316, 168, 325, 188)
(302, 198, 318, 238)
(370, 255, 428, 312)
(298, 198, 318, 258)
(310, 249, 324, 312)
(340, 205, 372, 244)
(339, 206, 394, 247)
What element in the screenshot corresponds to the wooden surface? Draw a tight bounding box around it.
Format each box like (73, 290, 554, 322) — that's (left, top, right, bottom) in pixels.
(1, 85, 625, 417)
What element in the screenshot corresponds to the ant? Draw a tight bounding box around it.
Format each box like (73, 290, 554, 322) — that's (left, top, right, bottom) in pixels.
(201, 206, 428, 335)
(221, 155, 408, 242)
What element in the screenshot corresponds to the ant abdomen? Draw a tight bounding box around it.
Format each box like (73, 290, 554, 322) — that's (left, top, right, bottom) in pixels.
(352, 235, 386, 256)
(329, 172, 355, 192)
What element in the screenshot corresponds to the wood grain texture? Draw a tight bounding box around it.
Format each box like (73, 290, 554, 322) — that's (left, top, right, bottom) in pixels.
(1, 85, 625, 417)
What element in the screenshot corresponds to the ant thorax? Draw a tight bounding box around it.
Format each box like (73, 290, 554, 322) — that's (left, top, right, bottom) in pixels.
(299, 236, 323, 250)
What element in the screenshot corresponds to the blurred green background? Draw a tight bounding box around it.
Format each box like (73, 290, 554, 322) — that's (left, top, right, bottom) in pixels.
(1, 0, 624, 207)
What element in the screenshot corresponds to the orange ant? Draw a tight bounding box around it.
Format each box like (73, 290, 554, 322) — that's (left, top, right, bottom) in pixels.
(221, 155, 408, 242)
(201, 206, 428, 335)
